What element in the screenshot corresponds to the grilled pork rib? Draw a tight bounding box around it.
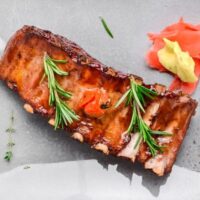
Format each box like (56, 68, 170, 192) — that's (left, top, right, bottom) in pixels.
(0, 26, 197, 176)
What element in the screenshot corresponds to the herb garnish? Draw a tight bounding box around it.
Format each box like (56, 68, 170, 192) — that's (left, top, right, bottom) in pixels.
(43, 53, 79, 129)
(4, 111, 15, 161)
(24, 166, 31, 169)
(100, 17, 114, 39)
(115, 79, 171, 156)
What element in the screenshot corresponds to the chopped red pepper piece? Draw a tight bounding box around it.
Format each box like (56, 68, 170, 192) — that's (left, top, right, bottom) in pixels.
(79, 88, 110, 118)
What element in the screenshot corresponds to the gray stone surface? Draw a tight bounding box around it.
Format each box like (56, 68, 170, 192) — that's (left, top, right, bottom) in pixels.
(0, 0, 199, 188)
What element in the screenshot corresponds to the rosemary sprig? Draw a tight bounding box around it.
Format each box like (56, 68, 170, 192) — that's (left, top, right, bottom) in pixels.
(43, 53, 79, 129)
(100, 17, 114, 39)
(115, 79, 171, 157)
(4, 111, 15, 161)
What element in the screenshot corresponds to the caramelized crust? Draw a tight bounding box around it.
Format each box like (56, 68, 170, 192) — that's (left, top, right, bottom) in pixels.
(0, 26, 197, 175)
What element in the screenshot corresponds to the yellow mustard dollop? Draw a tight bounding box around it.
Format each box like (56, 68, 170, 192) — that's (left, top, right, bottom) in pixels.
(158, 38, 197, 83)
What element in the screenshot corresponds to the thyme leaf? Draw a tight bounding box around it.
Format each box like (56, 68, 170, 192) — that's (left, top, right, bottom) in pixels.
(4, 151, 13, 162)
(4, 111, 15, 162)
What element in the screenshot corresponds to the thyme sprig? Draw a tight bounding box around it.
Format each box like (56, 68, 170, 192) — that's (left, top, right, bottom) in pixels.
(4, 111, 15, 161)
(115, 79, 171, 156)
(43, 53, 79, 129)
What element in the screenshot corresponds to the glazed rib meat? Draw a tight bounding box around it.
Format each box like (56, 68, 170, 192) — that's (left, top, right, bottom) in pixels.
(0, 26, 197, 176)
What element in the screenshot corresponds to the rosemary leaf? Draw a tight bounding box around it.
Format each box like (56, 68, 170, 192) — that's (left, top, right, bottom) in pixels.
(150, 130, 172, 136)
(130, 81, 145, 113)
(115, 89, 130, 108)
(51, 59, 68, 64)
(100, 17, 114, 39)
